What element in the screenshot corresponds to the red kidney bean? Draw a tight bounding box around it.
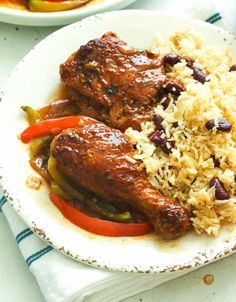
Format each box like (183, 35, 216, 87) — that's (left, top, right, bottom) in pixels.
(161, 96, 171, 110)
(153, 114, 164, 130)
(229, 64, 236, 72)
(172, 122, 179, 128)
(205, 119, 232, 132)
(163, 54, 181, 66)
(209, 177, 230, 200)
(211, 155, 220, 168)
(185, 58, 195, 68)
(205, 119, 215, 130)
(192, 67, 207, 84)
(185, 58, 207, 84)
(164, 80, 186, 96)
(148, 130, 174, 154)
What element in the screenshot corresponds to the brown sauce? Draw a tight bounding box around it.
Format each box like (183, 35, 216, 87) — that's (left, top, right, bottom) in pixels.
(203, 274, 214, 285)
(46, 83, 70, 104)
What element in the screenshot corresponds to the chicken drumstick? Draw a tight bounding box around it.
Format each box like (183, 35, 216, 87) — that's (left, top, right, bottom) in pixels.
(51, 123, 191, 239)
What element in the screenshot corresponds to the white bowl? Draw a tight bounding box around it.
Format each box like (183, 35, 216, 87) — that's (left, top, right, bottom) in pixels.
(0, 0, 137, 26)
(1, 10, 236, 274)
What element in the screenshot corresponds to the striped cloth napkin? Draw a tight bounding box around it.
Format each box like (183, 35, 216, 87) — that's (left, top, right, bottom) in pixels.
(0, 1, 235, 302)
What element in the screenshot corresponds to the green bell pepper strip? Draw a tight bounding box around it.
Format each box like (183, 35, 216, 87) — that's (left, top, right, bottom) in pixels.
(21, 106, 52, 157)
(47, 157, 132, 222)
(21, 106, 42, 125)
(29, 135, 52, 157)
(48, 156, 86, 201)
(50, 181, 72, 199)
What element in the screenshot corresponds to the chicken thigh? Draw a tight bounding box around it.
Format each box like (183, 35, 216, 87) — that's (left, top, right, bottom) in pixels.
(60, 32, 166, 130)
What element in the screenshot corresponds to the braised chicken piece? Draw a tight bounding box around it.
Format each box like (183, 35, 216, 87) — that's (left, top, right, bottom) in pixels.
(60, 32, 166, 131)
(51, 123, 191, 239)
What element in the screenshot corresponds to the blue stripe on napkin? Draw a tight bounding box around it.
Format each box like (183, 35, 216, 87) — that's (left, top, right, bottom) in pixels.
(0, 197, 53, 265)
(0, 196, 7, 210)
(16, 228, 33, 244)
(26, 246, 53, 267)
(205, 12, 222, 24)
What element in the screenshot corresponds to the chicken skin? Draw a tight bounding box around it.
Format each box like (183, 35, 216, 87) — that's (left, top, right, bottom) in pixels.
(51, 123, 191, 239)
(60, 32, 166, 130)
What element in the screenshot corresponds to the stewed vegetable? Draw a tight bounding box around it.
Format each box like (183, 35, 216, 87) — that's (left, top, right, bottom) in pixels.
(20, 104, 153, 237)
(28, 0, 90, 12)
(0, 0, 91, 12)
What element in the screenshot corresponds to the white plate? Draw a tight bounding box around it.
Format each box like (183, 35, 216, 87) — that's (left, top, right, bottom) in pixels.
(0, 0, 137, 26)
(1, 10, 236, 274)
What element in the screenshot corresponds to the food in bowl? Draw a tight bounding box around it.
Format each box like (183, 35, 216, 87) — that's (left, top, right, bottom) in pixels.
(0, 0, 93, 12)
(20, 28, 236, 240)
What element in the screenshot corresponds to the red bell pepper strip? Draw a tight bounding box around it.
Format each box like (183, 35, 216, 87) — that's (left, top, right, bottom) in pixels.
(20, 115, 97, 143)
(50, 192, 152, 237)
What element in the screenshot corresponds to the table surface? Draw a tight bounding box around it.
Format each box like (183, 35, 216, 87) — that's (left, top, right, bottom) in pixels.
(1, 0, 236, 301)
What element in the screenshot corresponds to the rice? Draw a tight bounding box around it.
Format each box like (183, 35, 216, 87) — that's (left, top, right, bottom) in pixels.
(125, 28, 236, 236)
